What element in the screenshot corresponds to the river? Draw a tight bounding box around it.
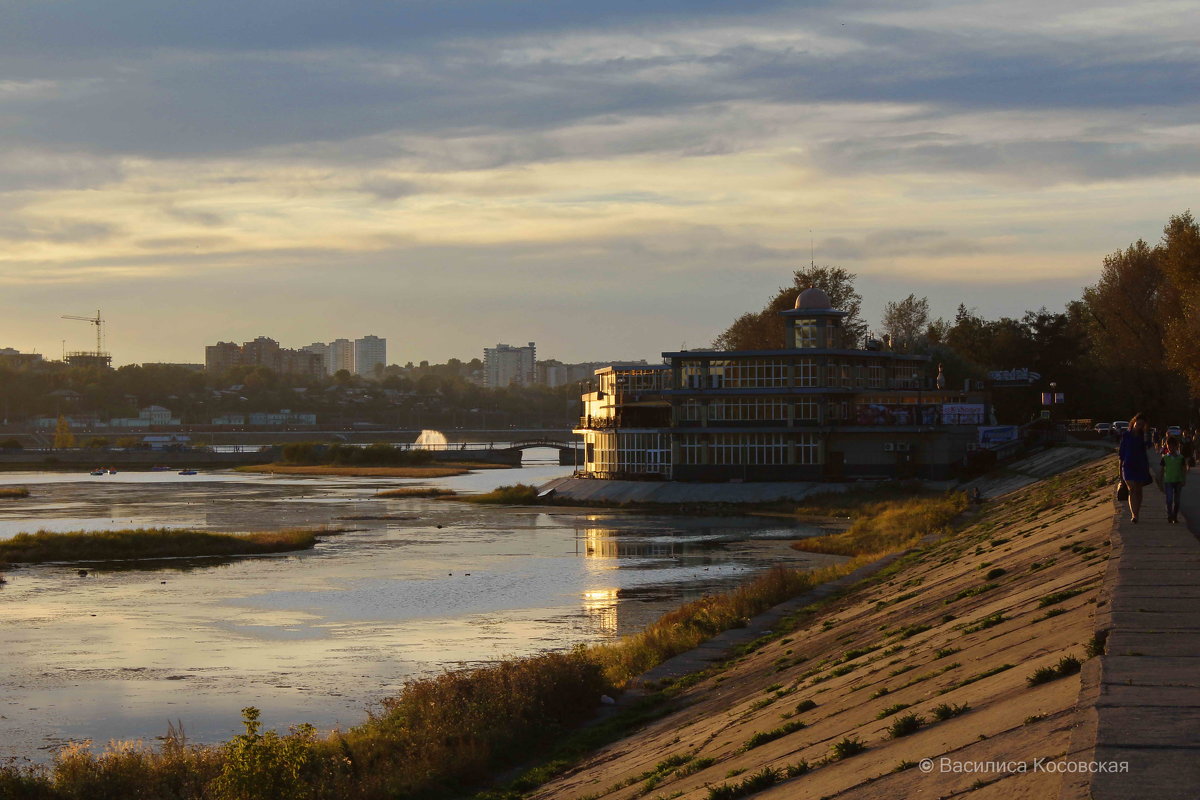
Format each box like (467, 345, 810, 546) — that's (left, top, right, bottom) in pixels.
(0, 449, 840, 761)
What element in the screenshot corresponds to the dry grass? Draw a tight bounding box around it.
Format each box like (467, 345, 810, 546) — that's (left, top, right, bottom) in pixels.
(463, 484, 541, 504)
(374, 486, 458, 498)
(590, 561, 871, 687)
(791, 493, 968, 557)
(0, 527, 325, 564)
(0, 486, 30, 498)
(237, 464, 470, 478)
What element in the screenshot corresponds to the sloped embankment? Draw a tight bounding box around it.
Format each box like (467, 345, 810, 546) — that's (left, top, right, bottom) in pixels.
(532, 457, 1113, 800)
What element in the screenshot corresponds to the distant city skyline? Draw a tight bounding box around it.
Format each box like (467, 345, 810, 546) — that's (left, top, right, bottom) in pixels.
(1, 1, 1196, 364)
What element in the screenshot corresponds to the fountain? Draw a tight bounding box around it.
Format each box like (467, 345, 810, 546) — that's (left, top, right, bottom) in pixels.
(414, 429, 449, 450)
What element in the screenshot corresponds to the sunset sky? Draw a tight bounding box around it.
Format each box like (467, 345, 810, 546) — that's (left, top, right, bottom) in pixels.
(1, 0, 1196, 366)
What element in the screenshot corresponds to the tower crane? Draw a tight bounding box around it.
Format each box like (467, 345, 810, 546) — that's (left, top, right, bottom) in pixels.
(61, 310, 105, 355)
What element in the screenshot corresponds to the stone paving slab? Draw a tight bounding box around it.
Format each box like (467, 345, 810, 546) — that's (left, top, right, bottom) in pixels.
(1093, 707, 1200, 747)
(1089, 746, 1200, 800)
(1095, 684, 1200, 707)
(1107, 610, 1200, 630)
(1107, 630, 1200, 656)
(1109, 585, 1200, 599)
(1106, 597, 1200, 613)
(1105, 569, 1200, 586)
(1099, 656, 1200, 687)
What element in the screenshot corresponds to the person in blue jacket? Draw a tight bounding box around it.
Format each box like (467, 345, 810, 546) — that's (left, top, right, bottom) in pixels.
(1119, 413, 1152, 522)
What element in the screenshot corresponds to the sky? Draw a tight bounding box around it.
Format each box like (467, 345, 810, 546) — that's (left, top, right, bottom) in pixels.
(1, 0, 1197, 366)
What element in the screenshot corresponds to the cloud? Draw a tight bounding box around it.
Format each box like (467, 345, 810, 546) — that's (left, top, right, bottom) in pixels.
(0, 217, 118, 243)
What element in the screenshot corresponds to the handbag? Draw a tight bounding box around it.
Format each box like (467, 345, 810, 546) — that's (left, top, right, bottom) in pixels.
(1116, 480, 1130, 502)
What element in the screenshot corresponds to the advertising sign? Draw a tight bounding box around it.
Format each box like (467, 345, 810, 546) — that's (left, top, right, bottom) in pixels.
(942, 403, 986, 425)
(987, 368, 1042, 386)
(978, 425, 1019, 444)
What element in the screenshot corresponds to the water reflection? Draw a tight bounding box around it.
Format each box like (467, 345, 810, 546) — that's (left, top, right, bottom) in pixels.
(0, 463, 844, 762)
(581, 588, 619, 633)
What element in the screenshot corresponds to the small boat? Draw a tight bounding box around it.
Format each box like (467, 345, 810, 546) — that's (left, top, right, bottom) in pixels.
(89, 469, 105, 476)
(178, 469, 198, 476)
(150, 465, 171, 472)
(107, 468, 118, 475)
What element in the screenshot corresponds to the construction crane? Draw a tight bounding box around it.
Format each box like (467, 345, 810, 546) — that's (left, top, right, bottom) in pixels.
(61, 310, 105, 354)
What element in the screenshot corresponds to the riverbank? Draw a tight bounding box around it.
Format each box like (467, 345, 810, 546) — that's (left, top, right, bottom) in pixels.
(522, 453, 1114, 799)
(236, 464, 475, 478)
(0, 527, 334, 565)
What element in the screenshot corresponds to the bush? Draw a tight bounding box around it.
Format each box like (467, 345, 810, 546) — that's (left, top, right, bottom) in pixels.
(829, 737, 867, 760)
(0, 437, 24, 450)
(1027, 655, 1082, 686)
(464, 484, 540, 504)
(212, 708, 316, 800)
(887, 713, 925, 738)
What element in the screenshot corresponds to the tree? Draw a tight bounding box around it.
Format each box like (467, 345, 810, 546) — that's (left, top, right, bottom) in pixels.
(1158, 211, 1200, 395)
(880, 294, 930, 352)
(713, 267, 867, 350)
(53, 415, 75, 449)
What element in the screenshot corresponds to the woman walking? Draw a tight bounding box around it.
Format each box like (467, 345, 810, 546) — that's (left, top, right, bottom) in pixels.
(1119, 413, 1153, 522)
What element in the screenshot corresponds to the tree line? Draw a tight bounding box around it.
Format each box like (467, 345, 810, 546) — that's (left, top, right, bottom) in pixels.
(713, 211, 1199, 425)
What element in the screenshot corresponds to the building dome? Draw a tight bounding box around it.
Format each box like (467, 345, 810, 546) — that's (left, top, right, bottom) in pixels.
(795, 287, 833, 310)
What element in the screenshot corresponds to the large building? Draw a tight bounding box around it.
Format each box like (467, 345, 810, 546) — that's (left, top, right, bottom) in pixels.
(328, 339, 355, 374)
(205, 337, 324, 379)
(575, 288, 990, 481)
(354, 335, 387, 377)
(538, 359, 649, 388)
(484, 342, 537, 387)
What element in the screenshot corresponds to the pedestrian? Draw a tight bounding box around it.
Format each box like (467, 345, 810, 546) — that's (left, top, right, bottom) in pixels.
(1118, 413, 1153, 523)
(1188, 431, 1198, 468)
(1161, 437, 1187, 524)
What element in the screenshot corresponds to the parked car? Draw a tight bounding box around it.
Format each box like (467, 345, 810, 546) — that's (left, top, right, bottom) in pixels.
(1094, 422, 1112, 435)
(1113, 421, 1130, 435)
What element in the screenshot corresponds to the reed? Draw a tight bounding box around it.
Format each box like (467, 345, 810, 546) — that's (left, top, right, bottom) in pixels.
(0, 527, 322, 564)
(374, 486, 458, 498)
(463, 484, 540, 504)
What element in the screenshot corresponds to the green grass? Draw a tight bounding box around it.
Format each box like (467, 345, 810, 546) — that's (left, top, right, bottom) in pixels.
(463, 484, 541, 504)
(744, 720, 806, 750)
(1038, 588, 1088, 608)
(0, 527, 324, 564)
(1027, 655, 1082, 686)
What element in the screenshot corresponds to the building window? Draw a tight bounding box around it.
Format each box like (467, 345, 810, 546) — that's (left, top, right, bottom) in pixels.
(711, 434, 788, 465)
(795, 321, 819, 348)
(892, 363, 922, 389)
(677, 400, 703, 423)
(709, 399, 788, 422)
(680, 361, 706, 389)
(678, 435, 705, 465)
(616, 432, 670, 473)
(795, 434, 822, 465)
(712, 359, 789, 388)
(795, 359, 818, 387)
(796, 398, 819, 421)
(867, 363, 885, 388)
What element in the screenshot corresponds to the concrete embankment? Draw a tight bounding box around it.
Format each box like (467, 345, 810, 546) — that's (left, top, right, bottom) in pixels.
(531, 453, 1154, 799)
(540, 443, 1107, 505)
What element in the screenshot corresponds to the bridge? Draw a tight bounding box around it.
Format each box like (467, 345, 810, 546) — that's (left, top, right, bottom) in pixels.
(399, 439, 582, 466)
